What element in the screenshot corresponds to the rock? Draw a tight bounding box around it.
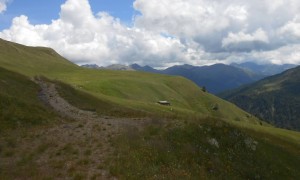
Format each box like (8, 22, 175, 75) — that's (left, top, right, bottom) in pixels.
(208, 138, 219, 148)
(244, 138, 258, 151)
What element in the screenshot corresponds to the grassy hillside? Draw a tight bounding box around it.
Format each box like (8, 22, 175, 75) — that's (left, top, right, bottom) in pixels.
(54, 69, 260, 122)
(0, 67, 56, 131)
(0, 38, 78, 77)
(111, 118, 300, 179)
(0, 38, 260, 124)
(1, 38, 299, 142)
(221, 66, 300, 131)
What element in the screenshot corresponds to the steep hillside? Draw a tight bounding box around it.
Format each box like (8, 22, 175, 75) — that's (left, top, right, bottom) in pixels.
(0, 38, 78, 77)
(0, 67, 56, 131)
(222, 66, 300, 131)
(112, 118, 300, 179)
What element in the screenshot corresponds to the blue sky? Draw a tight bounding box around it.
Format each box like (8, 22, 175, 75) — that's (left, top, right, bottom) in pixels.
(0, 0, 135, 29)
(1, 0, 300, 67)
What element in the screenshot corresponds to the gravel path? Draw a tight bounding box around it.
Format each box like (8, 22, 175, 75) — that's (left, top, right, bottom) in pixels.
(34, 79, 151, 179)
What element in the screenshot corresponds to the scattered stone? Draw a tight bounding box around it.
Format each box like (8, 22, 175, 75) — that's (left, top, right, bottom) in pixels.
(208, 138, 219, 148)
(244, 138, 258, 151)
(212, 104, 219, 111)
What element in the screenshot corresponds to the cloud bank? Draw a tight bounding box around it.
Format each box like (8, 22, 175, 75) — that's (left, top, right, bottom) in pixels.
(1, 0, 300, 67)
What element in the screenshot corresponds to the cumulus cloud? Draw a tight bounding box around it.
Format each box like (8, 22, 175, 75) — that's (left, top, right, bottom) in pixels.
(0, 0, 9, 13)
(222, 29, 269, 52)
(1, 0, 300, 67)
(278, 16, 300, 42)
(133, 0, 300, 64)
(0, 0, 201, 67)
(134, 0, 300, 52)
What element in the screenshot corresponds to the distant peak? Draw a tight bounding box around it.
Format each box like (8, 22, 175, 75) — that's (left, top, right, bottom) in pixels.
(81, 64, 101, 69)
(106, 64, 134, 71)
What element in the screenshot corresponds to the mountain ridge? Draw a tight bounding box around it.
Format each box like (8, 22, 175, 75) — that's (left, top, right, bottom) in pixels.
(221, 65, 300, 131)
(82, 62, 297, 94)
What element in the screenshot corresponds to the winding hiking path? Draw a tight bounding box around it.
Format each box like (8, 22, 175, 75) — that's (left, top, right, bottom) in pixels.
(34, 79, 151, 179)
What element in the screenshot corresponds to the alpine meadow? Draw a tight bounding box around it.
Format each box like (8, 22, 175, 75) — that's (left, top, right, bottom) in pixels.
(0, 38, 300, 179)
(1, 0, 300, 179)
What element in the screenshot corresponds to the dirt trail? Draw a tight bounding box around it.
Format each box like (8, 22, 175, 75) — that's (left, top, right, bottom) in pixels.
(32, 79, 151, 179)
(37, 80, 98, 121)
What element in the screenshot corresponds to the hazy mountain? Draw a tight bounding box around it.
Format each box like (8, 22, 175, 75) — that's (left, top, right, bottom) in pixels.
(101, 62, 297, 94)
(81, 64, 134, 70)
(231, 62, 297, 76)
(160, 64, 265, 94)
(131, 63, 266, 94)
(221, 66, 300, 131)
(130, 63, 160, 73)
(81, 64, 103, 69)
(132, 62, 297, 94)
(105, 64, 134, 71)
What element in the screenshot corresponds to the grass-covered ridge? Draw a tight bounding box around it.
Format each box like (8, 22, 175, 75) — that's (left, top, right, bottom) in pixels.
(0, 38, 78, 77)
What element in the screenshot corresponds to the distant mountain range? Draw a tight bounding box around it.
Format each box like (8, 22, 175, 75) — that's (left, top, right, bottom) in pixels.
(81, 64, 102, 69)
(231, 62, 297, 76)
(159, 64, 265, 94)
(81, 64, 135, 71)
(81, 62, 297, 94)
(130, 63, 160, 73)
(221, 66, 300, 131)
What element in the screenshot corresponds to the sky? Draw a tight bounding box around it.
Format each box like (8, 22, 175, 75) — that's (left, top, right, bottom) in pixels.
(1, 0, 300, 68)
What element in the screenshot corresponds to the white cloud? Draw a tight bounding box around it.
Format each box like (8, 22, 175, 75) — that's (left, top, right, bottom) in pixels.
(278, 16, 300, 39)
(251, 45, 300, 65)
(0, 0, 204, 67)
(134, 0, 235, 37)
(1, 0, 300, 67)
(222, 29, 269, 51)
(0, 0, 9, 13)
(133, 0, 300, 64)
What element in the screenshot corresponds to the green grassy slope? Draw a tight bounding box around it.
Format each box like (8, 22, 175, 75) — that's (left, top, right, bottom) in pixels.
(1, 39, 300, 142)
(0, 38, 78, 77)
(54, 68, 260, 122)
(112, 119, 300, 179)
(0, 67, 56, 131)
(0, 38, 259, 124)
